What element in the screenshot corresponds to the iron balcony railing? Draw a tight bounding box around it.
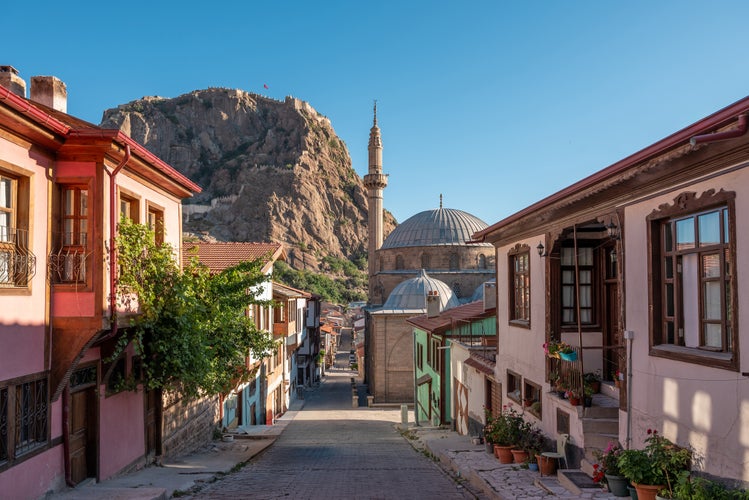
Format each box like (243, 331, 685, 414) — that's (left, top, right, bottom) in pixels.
(0, 226, 36, 287)
(48, 231, 88, 284)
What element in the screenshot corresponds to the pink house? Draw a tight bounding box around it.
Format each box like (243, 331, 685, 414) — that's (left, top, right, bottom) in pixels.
(474, 96, 749, 485)
(0, 66, 200, 498)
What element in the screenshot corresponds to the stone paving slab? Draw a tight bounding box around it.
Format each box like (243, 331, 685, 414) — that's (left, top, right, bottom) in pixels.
(405, 425, 621, 500)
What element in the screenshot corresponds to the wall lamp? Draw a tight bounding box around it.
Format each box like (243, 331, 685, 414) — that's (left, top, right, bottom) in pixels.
(607, 221, 621, 240)
(536, 242, 547, 258)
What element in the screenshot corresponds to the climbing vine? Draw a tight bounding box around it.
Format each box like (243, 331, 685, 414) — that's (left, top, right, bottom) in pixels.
(111, 219, 275, 399)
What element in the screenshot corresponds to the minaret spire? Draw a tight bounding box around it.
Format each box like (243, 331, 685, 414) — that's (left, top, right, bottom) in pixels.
(439, 194, 443, 209)
(364, 101, 388, 303)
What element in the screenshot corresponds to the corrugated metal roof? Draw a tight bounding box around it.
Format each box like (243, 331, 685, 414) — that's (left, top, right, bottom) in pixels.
(182, 242, 285, 273)
(382, 207, 492, 249)
(406, 300, 494, 333)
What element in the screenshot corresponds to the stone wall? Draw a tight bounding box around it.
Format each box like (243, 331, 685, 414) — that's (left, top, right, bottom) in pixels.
(161, 392, 220, 459)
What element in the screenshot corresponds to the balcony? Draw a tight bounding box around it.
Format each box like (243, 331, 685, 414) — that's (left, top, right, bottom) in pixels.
(0, 226, 36, 287)
(49, 232, 88, 284)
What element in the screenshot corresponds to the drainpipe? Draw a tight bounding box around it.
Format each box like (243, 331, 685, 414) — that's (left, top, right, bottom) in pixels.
(690, 114, 748, 146)
(625, 330, 634, 449)
(413, 331, 419, 427)
(105, 145, 131, 339)
(62, 386, 74, 486)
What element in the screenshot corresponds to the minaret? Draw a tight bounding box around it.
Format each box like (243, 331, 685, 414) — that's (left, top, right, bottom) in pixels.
(363, 101, 388, 291)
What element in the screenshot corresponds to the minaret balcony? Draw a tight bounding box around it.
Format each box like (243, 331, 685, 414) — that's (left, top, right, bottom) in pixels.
(363, 173, 388, 189)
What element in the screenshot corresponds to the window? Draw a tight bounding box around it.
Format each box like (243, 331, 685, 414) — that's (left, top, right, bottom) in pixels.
(147, 204, 164, 245)
(506, 370, 521, 404)
(560, 246, 594, 326)
(508, 246, 530, 325)
(449, 253, 459, 270)
(421, 253, 430, 269)
(650, 190, 736, 369)
(395, 255, 404, 270)
(478, 254, 487, 269)
(0, 171, 32, 288)
(417, 343, 424, 371)
(523, 380, 542, 418)
(52, 185, 89, 284)
(119, 192, 139, 222)
(429, 338, 442, 372)
(0, 375, 49, 469)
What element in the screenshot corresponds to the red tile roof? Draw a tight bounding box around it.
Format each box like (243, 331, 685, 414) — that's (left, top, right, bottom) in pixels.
(182, 242, 285, 273)
(406, 300, 495, 333)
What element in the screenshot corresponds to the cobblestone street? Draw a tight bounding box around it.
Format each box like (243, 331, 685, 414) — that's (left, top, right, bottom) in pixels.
(185, 365, 474, 499)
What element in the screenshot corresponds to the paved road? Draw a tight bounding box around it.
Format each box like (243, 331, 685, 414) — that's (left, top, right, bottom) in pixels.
(188, 367, 474, 499)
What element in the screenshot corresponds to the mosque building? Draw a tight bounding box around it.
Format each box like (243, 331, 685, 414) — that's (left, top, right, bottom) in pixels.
(363, 105, 496, 403)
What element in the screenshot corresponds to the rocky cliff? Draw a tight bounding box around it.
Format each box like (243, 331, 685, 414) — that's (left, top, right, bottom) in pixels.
(101, 88, 395, 272)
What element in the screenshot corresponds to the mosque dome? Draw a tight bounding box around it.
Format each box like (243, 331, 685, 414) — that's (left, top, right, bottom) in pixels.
(382, 269, 461, 311)
(471, 278, 497, 302)
(381, 207, 492, 249)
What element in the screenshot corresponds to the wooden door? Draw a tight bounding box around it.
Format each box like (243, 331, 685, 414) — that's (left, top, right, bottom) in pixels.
(603, 245, 620, 380)
(69, 387, 96, 485)
(144, 388, 160, 457)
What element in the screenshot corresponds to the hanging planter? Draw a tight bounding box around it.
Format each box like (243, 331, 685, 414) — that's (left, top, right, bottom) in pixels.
(559, 350, 578, 362)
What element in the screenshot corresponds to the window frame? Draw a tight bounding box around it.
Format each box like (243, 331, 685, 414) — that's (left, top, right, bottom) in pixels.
(506, 370, 522, 404)
(0, 164, 32, 291)
(0, 373, 50, 472)
(118, 188, 140, 223)
(508, 244, 531, 327)
(52, 180, 92, 287)
(647, 189, 738, 371)
(560, 244, 596, 328)
(146, 202, 165, 246)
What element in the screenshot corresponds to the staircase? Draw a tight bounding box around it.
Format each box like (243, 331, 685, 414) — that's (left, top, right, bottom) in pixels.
(579, 382, 620, 476)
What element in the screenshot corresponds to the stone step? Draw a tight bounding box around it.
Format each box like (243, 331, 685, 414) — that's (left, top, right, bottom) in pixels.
(583, 432, 619, 450)
(582, 416, 619, 434)
(583, 404, 619, 419)
(580, 457, 596, 476)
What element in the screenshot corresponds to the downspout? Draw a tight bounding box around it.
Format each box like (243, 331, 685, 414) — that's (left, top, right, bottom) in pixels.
(62, 386, 74, 486)
(690, 114, 747, 146)
(106, 145, 131, 339)
(413, 331, 419, 427)
(626, 330, 633, 449)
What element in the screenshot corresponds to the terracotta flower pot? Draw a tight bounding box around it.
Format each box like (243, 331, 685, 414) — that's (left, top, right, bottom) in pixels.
(632, 482, 665, 500)
(569, 397, 582, 406)
(494, 444, 514, 464)
(535, 454, 557, 476)
(511, 449, 529, 463)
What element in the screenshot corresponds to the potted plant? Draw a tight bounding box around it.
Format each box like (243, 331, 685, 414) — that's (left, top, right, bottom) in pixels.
(593, 442, 628, 497)
(583, 383, 594, 407)
(520, 425, 545, 472)
(483, 409, 496, 454)
(491, 405, 525, 463)
(584, 371, 601, 393)
(548, 370, 560, 389)
(617, 430, 691, 500)
(566, 389, 582, 406)
(543, 341, 561, 359)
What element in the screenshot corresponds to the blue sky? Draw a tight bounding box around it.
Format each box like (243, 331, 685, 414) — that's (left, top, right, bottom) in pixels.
(6, 1, 749, 226)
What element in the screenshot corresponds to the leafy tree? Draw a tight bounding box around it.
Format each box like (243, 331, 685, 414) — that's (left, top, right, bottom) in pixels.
(111, 219, 275, 399)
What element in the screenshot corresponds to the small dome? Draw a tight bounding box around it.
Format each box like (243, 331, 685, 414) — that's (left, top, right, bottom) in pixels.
(382, 207, 492, 249)
(382, 269, 461, 311)
(471, 278, 497, 302)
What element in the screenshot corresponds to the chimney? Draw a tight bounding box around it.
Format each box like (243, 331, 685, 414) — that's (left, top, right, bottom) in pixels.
(0, 66, 26, 97)
(30, 75, 67, 113)
(426, 290, 440, 318)
(483, 281, 497, 312)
